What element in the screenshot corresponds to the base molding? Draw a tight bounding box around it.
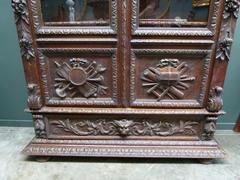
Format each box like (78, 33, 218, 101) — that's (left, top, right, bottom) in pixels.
(23, 138, 225, 159)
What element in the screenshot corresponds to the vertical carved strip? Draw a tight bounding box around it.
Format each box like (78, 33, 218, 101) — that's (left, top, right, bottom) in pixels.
(12, 0, 42, 110)
(216, 0, 240, 61)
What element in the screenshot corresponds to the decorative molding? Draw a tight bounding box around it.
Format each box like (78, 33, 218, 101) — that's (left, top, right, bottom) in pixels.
(33, 115, 46, 138)
(141, 59, 195, 101)
(207, 86, 223, 112)
(50, 119, 199, 137)
(30, 0, 117, 35)
(38, 48, 118, 106)
(54, 58, 108, 99)
(130, 49, 211, 107)
(210, 0, 220, 33)
(24, 141, 225, 158)
(27, 83, 42, 110)
(216, 0, 240, 61)
(202, 117, 217, 140)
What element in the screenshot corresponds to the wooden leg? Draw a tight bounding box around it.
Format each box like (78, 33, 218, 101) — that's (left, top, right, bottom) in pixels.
(35, 156, 51, 162)
(198, 159, 214, 164)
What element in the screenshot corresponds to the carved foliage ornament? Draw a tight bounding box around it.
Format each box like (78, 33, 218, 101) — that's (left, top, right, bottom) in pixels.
(223, 0, 240, 19)
(11, 0, 29, 24)
(54, 58, 108, 98)
(207, 86, 223, 112)
(51, 119, 199, 137)
(216, 32, 233, 61)
(19, 33, 35, 60)
(27, 83, 42, 110)
(202, 117, 217, 140)
(141, 59, 195, 101)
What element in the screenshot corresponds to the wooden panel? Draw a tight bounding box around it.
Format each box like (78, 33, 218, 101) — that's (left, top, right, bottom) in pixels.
(130, 49, 211, 107)
(38, 48, 118, 106)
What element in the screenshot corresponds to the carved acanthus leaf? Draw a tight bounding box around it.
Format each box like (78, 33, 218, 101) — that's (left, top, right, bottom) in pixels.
(19, 33, 35, 60)
(27, 84, 42, 110)
(51, 119, 199, 137)
(207, 86, 223, 112)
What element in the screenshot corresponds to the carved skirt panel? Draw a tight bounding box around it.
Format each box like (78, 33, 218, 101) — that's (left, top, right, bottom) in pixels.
(130, 49, 211, 108)
(44, 114, 204, 140)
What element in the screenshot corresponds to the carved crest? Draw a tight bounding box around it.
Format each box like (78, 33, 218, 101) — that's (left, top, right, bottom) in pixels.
(54, 58, 108, 98)
(141, 59, 195, 101)
(51, 119, 199, 137)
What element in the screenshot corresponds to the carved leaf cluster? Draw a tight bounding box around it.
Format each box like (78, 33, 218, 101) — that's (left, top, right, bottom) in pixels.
(51, 119, 199, 136)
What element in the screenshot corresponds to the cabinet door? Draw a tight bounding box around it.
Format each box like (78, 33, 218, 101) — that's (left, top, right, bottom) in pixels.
(126, 0, 220, 108)
(28, 0, 122, 107)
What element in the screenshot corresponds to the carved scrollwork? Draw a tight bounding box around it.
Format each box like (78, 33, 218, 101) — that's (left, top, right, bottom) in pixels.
(141, 59, 195, 101)
(51, 119, 199, 137)
(54, 58, 108, 99)
(27, 83, 42, 110)
(207, 86, 223, 112)
(33, 115, 47, 138)
(202, 117, 217, 140)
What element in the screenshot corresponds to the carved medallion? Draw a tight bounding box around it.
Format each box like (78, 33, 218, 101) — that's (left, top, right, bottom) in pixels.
(141, 59, 195, 101)
(54, 58, 108, 98)
(51, 119, 199, 137)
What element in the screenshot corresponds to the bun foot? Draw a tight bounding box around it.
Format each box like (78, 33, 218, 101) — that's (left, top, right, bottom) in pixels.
(35, 156, 51, 162)
(198, 158, 214, 164)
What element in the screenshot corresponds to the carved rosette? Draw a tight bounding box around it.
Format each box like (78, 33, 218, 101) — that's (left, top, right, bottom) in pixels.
(33, 115, 47, 138)
(51, 119, 199, 137)
(54, 58, 108, 98)
(27, 83, 42, 110)
(216, 0, 240, 61)
(202, 117, 217, 140)
(141, 59, 195, 101)
(207, 86, 223, 112)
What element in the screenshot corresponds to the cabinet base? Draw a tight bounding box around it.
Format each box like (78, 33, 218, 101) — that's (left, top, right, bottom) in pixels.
(23, 138, 225, 159)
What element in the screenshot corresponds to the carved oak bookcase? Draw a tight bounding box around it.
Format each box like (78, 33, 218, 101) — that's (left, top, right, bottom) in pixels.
(12, 0, 239, 161)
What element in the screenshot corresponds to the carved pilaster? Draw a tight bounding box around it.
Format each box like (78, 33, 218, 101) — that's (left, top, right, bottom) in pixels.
(12, 0, 35, 61)
(33, 115, 47, 138)
(207, 86, 223, 112)
(216, 0, 240, 61)
(202, 117, 217, 140)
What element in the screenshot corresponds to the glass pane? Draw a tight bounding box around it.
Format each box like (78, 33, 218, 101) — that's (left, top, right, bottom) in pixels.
(139, 0, 210, 27)
(41, 0, 109, 24)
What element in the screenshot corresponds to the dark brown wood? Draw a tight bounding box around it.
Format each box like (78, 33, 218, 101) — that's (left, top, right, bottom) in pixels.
(233, 114, 240, 132)
(11, 0, 239, 160)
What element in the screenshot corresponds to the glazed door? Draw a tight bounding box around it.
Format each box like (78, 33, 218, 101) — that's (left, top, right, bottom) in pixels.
(34, 0, 122, 107)
(124, 0, 220, 109)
